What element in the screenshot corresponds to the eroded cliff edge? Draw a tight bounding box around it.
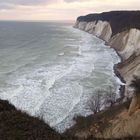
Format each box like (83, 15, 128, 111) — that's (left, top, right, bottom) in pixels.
(74, 11, 140, 98)
(71, 11, 140, 139)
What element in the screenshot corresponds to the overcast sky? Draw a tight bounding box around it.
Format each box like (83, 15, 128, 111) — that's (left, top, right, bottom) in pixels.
(0, 0, 140, 21)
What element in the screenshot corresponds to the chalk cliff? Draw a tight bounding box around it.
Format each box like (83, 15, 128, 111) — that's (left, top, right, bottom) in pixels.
(74, 11, 140, 97)
(72, 11, 140, 139)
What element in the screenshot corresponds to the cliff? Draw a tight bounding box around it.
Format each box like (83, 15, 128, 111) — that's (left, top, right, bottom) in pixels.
(74, 11, 140, 98)
(76, 11, 140, 36)
(73, 11, 140, 139)
(0, 11, 140, 140)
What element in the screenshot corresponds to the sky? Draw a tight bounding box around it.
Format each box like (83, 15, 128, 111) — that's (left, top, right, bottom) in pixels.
(0, 0, 140, 21)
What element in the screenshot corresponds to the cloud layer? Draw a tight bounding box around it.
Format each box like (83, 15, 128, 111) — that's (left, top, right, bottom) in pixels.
(0, 0, 140, 20)
(0, 0, 50, 5)
(0, 0, 58, 10)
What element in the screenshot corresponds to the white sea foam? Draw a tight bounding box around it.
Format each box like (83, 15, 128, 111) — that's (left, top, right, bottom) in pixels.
(58, 52, 65, 56)
(0, 22, 121, 133)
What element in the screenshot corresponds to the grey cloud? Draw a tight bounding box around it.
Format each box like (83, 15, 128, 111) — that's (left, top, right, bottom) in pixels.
(0, 3, 15, 10)
(0, 0, 56, 10)
(0, 0, 52, 5)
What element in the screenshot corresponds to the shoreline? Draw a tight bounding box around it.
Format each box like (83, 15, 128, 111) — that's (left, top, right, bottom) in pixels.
(101, 38, 126, 99)
(74, 26, 126, 99)
(97, 35, 126, 99)
(109, 45, 126, 99)
(101, 37, 126, 99)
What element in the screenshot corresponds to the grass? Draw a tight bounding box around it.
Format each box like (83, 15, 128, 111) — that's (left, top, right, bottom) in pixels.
(0, 99, 63, 140)
(0, 99, 139, 140)
(64, 100, 131, 136)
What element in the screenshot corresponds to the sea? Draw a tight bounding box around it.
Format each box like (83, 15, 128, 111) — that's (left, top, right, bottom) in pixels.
(0, 21, 121, 132)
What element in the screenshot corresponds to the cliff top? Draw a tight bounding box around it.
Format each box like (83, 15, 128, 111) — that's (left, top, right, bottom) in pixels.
(77, 11, 140, 36)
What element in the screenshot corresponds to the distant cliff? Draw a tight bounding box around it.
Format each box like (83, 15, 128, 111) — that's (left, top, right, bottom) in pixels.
(74, 11, 140, 98)
(76, 11, 140, 36)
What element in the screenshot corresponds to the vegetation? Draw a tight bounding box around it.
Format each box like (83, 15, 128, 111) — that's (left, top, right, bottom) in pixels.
(128, 76, 140, 115)
(89, 87, 117, 114)
(89, 90, 104, 114)
(0, 99, 72, 140)
(0, 99, 139, 140)
(65, 99, 131, 136)
(77, 11, 140, 36)
(130, 76, 140, 94)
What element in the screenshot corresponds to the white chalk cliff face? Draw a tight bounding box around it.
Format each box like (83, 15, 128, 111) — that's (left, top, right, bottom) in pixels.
(74, 21, 112, 42)
(110, 29, 140, 60)
(74, 20, 140, 96)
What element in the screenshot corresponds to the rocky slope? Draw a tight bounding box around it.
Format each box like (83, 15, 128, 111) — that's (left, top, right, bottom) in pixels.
(74, 11, 140, 98)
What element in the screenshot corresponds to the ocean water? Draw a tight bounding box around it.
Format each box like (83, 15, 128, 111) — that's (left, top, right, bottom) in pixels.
(0, 21, 121, 132)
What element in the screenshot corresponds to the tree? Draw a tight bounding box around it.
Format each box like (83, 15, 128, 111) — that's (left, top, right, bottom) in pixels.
(89, 87, 117, 114)
(104, 86, 116, 107)
(128, 76, 140, 115)
(89, 89, 104, 114)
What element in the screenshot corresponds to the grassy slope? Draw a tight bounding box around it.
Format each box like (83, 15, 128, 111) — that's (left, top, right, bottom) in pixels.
(0, 100, 72, 140)
(65, 99, 140, 139)
(64, 100, 131, 137)
(0, 99, 139, 140)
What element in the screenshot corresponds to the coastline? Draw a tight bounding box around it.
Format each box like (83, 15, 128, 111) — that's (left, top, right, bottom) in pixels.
(0, 16, 140, 139)
(74, 26, 126, 99)
(70, 11, 140, 138)
(74, 16, 140, 100)
(100, 37, 126, 99)
(112, 48, 126, 98)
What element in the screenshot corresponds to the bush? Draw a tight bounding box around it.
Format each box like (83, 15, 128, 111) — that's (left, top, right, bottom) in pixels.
(89, 87, 117, 114)
(129, 76, 140, 94)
